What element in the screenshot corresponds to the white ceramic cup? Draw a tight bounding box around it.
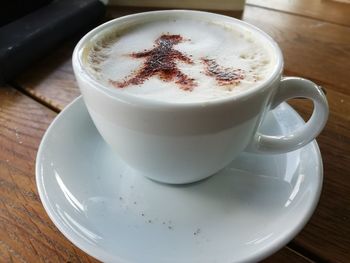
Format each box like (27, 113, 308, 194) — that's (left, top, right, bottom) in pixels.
(73, 10, 328, 184)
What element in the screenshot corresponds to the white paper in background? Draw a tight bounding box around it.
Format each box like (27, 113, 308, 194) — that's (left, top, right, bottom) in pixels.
(108, 0, 246, 11)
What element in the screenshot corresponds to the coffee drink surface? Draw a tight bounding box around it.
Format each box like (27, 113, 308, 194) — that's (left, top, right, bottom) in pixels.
(84, 17, 276, 103)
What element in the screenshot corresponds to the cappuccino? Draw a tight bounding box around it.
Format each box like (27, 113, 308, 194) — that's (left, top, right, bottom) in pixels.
(84, 16, 276, 102)
(74, 11, 328, 184)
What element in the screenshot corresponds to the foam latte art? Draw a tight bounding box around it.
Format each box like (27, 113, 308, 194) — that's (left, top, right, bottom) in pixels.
(83, 17, 276, 103)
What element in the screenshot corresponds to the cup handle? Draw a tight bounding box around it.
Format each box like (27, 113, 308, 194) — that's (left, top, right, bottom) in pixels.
(249, 77, 328, 153)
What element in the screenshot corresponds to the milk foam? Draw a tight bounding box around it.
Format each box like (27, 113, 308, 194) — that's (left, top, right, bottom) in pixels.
(84, 17, 276, 103)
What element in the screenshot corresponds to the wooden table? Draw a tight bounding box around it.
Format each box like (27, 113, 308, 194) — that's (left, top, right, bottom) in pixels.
(1, 1, 349, 262)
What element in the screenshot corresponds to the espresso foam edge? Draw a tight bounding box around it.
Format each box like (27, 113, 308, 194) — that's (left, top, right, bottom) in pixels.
(82, 16, 277, 103)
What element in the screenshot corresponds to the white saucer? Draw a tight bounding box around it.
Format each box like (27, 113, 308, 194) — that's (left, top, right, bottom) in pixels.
(36, 97, 323, 263)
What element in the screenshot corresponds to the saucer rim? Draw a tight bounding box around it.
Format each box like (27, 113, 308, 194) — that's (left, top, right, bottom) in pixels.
(36, 96, 323, 263)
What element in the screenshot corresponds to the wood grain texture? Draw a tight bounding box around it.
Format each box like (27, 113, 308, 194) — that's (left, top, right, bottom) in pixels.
(288, 90, 350, 263)
(243, 6, 350, 95)
(0, 86, 98, 262)
(15, 40, 79, 112)
(247, 0, 350, 26)
(262, 247, 313, 263)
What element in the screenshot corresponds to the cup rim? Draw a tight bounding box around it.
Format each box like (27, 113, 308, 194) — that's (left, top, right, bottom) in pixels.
(73, 9, 284, 108)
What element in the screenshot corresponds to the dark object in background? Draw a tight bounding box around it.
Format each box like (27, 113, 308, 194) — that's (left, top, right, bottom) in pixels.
(0, 0, 106, 84)
(0, 0, 53, 27)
